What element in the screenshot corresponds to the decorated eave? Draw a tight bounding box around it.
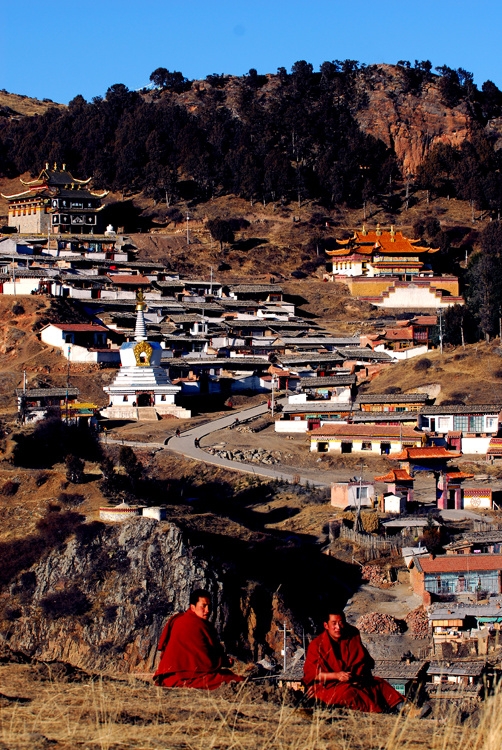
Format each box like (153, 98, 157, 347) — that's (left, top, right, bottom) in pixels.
(326, 225, 439, 257)
(374, 469, 414, 482)
(1, 187, 48, 200)
(20, 162, 91, 187)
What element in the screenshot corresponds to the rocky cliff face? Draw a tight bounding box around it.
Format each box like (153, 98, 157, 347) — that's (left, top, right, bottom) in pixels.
(1, 518, 294, 676)
(355, 65, 473, 175)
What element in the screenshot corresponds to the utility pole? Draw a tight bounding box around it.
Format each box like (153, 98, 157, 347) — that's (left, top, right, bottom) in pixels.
(281, 621, 292, 672)
(186, 212, 190, 246)
(271, 375, 277, 417)
(438, 308, 444, 355)
(65, 346, 70, 423)
(210, 266, 213, 296)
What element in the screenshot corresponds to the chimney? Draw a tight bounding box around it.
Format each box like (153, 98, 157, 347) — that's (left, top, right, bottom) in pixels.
(376, 223, 382, 237)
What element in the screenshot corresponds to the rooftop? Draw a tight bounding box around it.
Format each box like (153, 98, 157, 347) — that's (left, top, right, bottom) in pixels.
(413, 553, 502, 573)
(356, 393, 428, 404)
(310, 424, 421, 439)
(421, 404, 502, 415)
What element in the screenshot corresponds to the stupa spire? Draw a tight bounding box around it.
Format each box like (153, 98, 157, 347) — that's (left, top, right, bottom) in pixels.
(134, 290, 147, 342)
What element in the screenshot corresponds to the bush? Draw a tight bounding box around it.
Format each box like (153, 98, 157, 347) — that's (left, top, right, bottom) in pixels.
(414, 358, 432, 372)
(11, 303, 24, 316)
(74, 521, 105, 546)
(11, 418, 102, 468)
(40, 587, 90, 619)
(65, 454, 85, 484)
(58, 492, 85, 507)
(1, 480, 19, 496)
(36, 510, 84, 547)
(35, 472, 50, 487)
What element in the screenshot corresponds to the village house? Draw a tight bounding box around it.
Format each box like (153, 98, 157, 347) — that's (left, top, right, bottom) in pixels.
(428, 602, 502, 650)
(444, 531, 502, 555)
(372, 660, 429, 698)
(16, 386, 80, 423)
(40, 322, 120, 364)
(310, 423, 423, 455)
(419, 404, 501, 454)
(331, 480, 375, 509)
(374, 468, 415, 507)
(383, 516, 442, 538)
(293, 373, 357, 402)
(410, 553, 502, 604)
(351, 411, 420, 428)
(276, 402, 356, 433)
(356, 393, 429, 412)
(427, 661, 488, 687)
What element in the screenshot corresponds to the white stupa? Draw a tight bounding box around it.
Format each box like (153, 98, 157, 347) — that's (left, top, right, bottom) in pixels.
(102, 292, 190, 420)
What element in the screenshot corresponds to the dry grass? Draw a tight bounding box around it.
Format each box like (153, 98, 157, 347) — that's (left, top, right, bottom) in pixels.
(2, 662, 502, 750)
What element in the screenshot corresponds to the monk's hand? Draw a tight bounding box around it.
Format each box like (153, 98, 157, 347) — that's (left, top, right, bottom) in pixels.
(306, 684, 316, 698)
(332, 671, 351, 682)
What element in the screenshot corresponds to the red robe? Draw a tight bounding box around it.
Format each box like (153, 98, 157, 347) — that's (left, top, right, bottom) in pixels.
(303, 626, 402, 713)
(153, 609, 244, 690)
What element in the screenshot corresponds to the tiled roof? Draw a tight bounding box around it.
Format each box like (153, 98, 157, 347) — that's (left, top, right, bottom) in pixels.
(338, 347, 393, 361)
(356, 393, 428, 404)
(352, 411, 419, 423)
(300, 375, 356, 388)
(16, 387, 80, 398)
(373, 660, 427, 680)
(384, 328, 414, 340)
(47, 323, 108, 332)
(374, 469, 413, 482)
(414, 553, 502, 574)
(421, 404, 502, 415)
(391, 447, 461, 460)
(229, 284, 283, 293)
(310, 424, 421, 439)
(428, 661, 486, 677)
(108, 274, 150, 285)
(487, 437, 502, 455)
(283, 402, 355, 414)
(446, 472, 474, 480)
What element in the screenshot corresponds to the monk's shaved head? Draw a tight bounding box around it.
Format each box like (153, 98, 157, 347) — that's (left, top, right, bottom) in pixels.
(190, 588, 211, 606)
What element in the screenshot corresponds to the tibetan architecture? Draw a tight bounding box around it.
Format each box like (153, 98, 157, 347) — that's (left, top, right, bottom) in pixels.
(325, 225, 464, 309)
(2, 163, 108, 235)
(102, 291, 190, 421)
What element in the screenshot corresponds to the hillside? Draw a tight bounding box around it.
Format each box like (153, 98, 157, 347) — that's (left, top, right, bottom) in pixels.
(0, 89, 64, 119)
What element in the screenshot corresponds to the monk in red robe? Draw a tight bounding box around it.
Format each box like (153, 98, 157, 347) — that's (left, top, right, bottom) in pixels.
(303, 610, 403, 713)
(153, 588, 244, 690)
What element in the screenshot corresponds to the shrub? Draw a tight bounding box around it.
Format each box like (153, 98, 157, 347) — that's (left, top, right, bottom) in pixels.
(40, 587, 90, 619)
(1, 480, 19, 496)
(36, 510, 84, 547)
(102, 604, 118, 623)
(58, 492, 85, 507)
(35, 472, 50, 487)
(494, 368, 502, 379)
(11, 418, 102, 468)
(65, 454, 85, 484)
(11, 303, 24, 316)
(414, 358, 432, 372)
(74, 521, 105, 546)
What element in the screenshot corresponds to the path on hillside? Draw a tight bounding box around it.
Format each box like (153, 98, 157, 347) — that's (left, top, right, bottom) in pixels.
(102, 398, 331, 489)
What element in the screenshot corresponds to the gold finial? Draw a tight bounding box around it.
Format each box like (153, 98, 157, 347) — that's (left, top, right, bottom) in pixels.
(136, 289, 147, 312)
(361, 224, 367, 236)
(45, 162, 49, 170)
(62, 163, 66, 171)
(376, 223, 382, 237)
(54, 162, 57, 171)
(390, 224, 395, 242)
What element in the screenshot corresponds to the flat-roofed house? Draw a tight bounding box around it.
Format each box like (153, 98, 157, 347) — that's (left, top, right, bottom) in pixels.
(310, 424, 423, 455)
(356, 393, 429, 412)
(410, 553, 502, 604)
(419, 404, 502, 454)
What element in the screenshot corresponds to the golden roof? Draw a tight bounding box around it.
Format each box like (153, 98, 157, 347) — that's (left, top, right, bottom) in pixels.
(327, 227, 439, 257)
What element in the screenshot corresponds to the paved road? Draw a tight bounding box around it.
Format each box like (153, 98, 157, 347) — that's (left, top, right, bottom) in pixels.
(165, 398, 331, 489)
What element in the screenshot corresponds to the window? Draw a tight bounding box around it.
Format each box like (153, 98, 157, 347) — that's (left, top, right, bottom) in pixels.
(438, 417, 449, 432)
(453, 415, 468, 431)
(356, 486, 368, 499)
(123, 395, 128, 402)
(469, 415, 483, 432)
(361, 441, 372, 450)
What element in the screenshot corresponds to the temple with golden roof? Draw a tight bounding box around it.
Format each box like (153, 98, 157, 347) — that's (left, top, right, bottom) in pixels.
(325, 225, 464, 309)
(326, 224, 439, 280)
(2, 163, 108, 235)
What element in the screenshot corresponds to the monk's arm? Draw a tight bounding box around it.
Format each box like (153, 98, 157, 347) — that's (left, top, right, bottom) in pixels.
(304, 641, 350, 685)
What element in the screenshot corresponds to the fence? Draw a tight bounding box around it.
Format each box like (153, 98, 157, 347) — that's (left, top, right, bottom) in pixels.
(330, 523, 402, 559)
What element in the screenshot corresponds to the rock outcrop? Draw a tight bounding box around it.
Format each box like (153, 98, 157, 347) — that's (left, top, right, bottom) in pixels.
(1, 518, 294, 676)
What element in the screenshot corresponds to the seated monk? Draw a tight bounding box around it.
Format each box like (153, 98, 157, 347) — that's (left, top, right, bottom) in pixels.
(303, 609, 403, 713)
(153, 588, 244, 690)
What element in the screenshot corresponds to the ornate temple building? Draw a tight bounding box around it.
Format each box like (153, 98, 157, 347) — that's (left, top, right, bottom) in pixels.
(2, 163, 108, 235)
(324, 225, 464, 309)
(102, 292, 190, 421)
(325, 224, 439, 280)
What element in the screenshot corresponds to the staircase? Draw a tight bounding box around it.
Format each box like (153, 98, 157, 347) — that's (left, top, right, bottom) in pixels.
(136, 407, 160, 421)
